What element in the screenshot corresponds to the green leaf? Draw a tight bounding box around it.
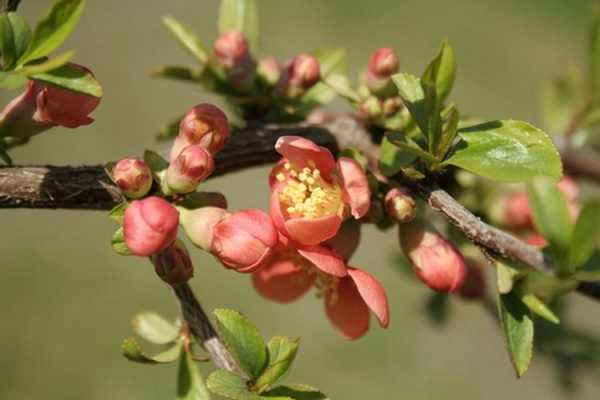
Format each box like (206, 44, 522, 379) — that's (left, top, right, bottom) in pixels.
(497, 291, 534, 378)
(156, 114, 184, 141)
(0, 12, 32, 69)
(162, 16, 208, 63)
(132, 312, 179, 345)
(177, 191, 225, 210)
(520, 293, 560, 324)
(424, 292, 449, 326)
(262, 384, 329, 400)
(214, 308, 267, 380)
(438, 104, 459, 160)
(569, 202, 600, 270)
(150, 65, 202, 83)
(443, 120, 562, 181)
(29, 61, 102, 97)
(391, 73, 428, 135)
(378, 137, 417, 176)
(496, 258, 527, 294)
(323, 73, 358, 102)
(339, 147, 367, 169)
(18, 50, 74, 76)
(527, 177, 572, 273)
(108, 202, 127, 224)
(0, 146, 12, 165)
(422, 40, 456, 104)
(591, 9, 600, 106)
(311, 47, 346, 77)
(573, 251, 600, 281)
(218, 0, 259, 52)
(541, 65, 584, 133)
(207, 369, 259, 400)
(0, 70, 27, 89)
(252, 337, 300, 393)
(112, 227, 131, 256)
(178, 350, 212, 400)
(20, 0, 85, 65)
(144, 149, 169, 174)
(121, 337, 182, 364)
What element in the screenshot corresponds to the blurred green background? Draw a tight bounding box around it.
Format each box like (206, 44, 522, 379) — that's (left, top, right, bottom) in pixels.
(2, 0, 600, 399)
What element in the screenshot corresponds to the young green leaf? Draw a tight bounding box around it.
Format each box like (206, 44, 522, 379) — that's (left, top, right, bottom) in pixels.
(437, 105, 459, 160)
(29, 62, 102, 97)
(18, 50, 74, 76)
(422, 40, 456, 104)
(497, 291, 534, 378)
(520, 293, 560, 324)
(569, 202, 600, 270)
(262, 384, 329, 400)
(144, 150, 169, 174)
(378, 137, 417, 177)
(0, 70, 27, 89)
(443, 120, 562, 181)
(590, 8, 600, 106)
(207, 369, 259, 400)
(214, 309, 267, 380)
(527, 177, 572, 273)
(112, 227, 131, 256)
(252, 337, 300, 393)
(323, 73, 359, 102)
(162, 16, 209, 63)
(573, 251, 600, 282)
(541, 65, 585, 133)
(121, 337, 182, 364)
(0, 12, 32, 69)
(108, 202, 128, 224)
(132, 312, 179, 345)
(20, 0, 85, 65)
(496, 258, 527, 294)
(391, 73, 428, 135)
(424, 292, 449, 326)
(177, 350, 212, 400)
(311, 47, 346, 77)
(150, 65, 202, 83)
(157, 114, 184, 141)
(219, 0, 259, 52)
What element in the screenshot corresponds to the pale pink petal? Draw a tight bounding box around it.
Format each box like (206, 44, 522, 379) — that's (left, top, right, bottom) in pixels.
(325, 276, 370, 340)
(275, 136, 335, 179)
(347, 267, 389, 328)
(336, 157, 370, 219)
(297, 245, 347, 277)
(251, 257, 315, 303)
(285, 214, 342, 245)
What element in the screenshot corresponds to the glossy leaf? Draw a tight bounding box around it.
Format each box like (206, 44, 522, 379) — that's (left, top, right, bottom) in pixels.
(498, 291, 534, 378)
(438, 104, 459, 159)
(443, 120, 562, 181)
(218, 0, 259, 52)
(21, 0, 85, 65)
(111, 227, 131, 256)
(253, 337, 300, 392)
(378, 136, 417, 176)
(18, 50, 74, 76)
(591, 9, 600, 106)
(177, 350, 211, 400)
(121, 337, 182, 364)
(207, 369, 258, 400)
(132, 312, 179, 345)
(30, 62, 102, 97)
(0, 12, 32, 69)
(108, 202, 127, 224)
(262, 384, 329, 400)
(392, 73, 428, 137)
(214, 309, 267, 380)
(520, 293, 560, 324)
(422, 40, 456, 104)
(569, 202, 600, 270)
(162, 16, 208, 63)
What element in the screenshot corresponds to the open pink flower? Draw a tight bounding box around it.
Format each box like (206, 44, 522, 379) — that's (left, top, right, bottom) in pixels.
(269, 136, 370, 246)
(252, 235, 388, 339)
(123, 197, 180, 256)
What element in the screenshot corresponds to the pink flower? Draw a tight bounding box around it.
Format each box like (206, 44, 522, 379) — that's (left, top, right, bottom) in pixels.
(210, 209, 279, 273)
(169, 104, 230, 161)
(399, 221, 466, 293)
(251, 235, 388, 339)
(365, 48, 399, 97)
(123, 197, 180, 256)
(166, 145, 214, 193)
(384, 187, 416, 223)
(151, 240, 194, 285)
(112, 157, 153, 199)
(274, 54, 320, 98)
(214, 31, 251, 69)
(322, 220, 362, 262)
(269, 136, 370, 246)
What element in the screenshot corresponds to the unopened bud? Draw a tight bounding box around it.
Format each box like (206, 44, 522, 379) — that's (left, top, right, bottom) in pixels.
(151, 240, 194, 285)
(458, 258, 486, 300)
(123, 197, 180, 256)
(210, 209, 278, 273)
(180, 206, 230, 251)
(274, 54, 320, 98)
(166, 145, 214, 194)
(368, 48, 399, 77)
(358, 96, 383, 119)
(399, 221, 467, 293)
(214, 31, 251, 69)
(170, 103, 230, 160)
(257, 56, 281, 86)
(112, 157, 152, 199)
(385, 188, 416, 223)
(490, 192, 532, 230)
(382, 96, 402, 116)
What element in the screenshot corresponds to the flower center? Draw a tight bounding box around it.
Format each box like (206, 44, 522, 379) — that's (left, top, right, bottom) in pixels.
(276, 161, 342, 218)
(314, 273, 340, 304)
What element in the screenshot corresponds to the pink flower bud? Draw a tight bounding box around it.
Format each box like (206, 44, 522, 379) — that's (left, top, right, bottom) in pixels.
(214, 31, 251, 69)
(382, 96, 402, 116)
(458, 258, 486, 300)
(123, 197, 180, 256)
(274, 54, 320, 98)
(151, 240, 194, 285)
(210, 209, 278, 273)
(170, 104, 230, 160)
(384, 188, 416, 223)
(399, 221, 467, 293)
(257, 56, 281, 86)
(368, 48, 399, 77)
(180, 206, 230, 251)
(112, 157, 152, 199)
(358, 96, 383, 119)
(166, 145, 214, 193)
(557, 176, 579, 202)
(491, 191, 532, 230)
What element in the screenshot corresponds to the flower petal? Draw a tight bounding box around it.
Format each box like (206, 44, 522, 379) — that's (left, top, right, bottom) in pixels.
(325, 276, 370, 340)
(285, 214, 342, 245)
(297, 245, 347, 277)
(252, 256, 315, 303)
(275, 136, 335, 179)
(347, 267, 389, 328)
(336, 157, 370, 219)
